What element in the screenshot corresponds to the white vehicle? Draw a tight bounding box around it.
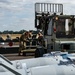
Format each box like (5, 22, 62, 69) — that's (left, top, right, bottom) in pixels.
(0, 51, 75, 75)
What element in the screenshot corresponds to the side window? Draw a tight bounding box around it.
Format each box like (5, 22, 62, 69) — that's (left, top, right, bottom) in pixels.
(68, 19, 73, 34)
(56, 19, 65, 32)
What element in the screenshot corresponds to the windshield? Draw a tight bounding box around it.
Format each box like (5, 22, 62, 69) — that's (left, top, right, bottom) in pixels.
(56, 18, 74, 38)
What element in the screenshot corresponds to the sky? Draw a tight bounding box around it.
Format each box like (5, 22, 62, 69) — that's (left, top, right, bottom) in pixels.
(0, 0, 75, 31)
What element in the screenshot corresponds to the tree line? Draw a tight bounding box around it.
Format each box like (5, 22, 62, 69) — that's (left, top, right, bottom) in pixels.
(0, 29, 39, 34)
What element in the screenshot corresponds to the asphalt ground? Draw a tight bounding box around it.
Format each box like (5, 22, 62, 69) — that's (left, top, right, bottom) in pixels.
(2, 53, 34, 61)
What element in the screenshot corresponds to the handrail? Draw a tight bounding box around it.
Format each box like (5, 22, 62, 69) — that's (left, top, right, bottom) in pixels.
(0, 54, 12, 65)
(0, 63, 21, 75)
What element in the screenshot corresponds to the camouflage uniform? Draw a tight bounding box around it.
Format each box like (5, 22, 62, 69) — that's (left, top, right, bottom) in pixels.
(18, 32, 28, 55)
(37, 32, 44, 45)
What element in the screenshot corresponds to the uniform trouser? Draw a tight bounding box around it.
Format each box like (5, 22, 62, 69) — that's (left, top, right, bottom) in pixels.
(18, 41, 26, 55)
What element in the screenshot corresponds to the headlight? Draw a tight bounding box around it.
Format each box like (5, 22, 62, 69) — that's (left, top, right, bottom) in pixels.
(1, 42, 5, 45)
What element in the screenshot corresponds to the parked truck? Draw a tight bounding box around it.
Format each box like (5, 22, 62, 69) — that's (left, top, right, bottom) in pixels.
(35, 3, 75, 57)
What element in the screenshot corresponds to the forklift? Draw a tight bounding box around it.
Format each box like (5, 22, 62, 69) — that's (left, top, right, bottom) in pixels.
(35, 3, 75, 57)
